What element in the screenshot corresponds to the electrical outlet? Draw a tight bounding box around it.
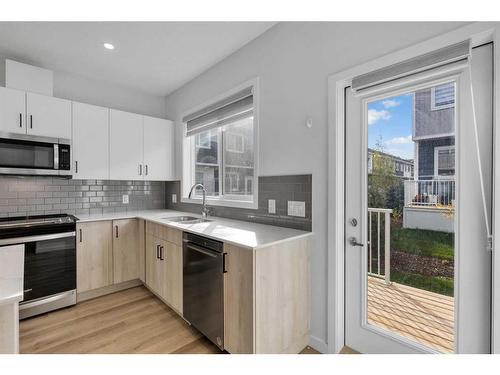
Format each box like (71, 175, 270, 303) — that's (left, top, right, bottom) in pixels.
(287, 201, 305, 217)
(172, 194, 177, 203)
(122, 194, 129, 204)
(268, 199, 276, 214)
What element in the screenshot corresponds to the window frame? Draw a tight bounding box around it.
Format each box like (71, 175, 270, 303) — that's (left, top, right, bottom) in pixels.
(434, 145, 455, 178)
(181, 78, 260, 210)
(430, 83, 455, 111)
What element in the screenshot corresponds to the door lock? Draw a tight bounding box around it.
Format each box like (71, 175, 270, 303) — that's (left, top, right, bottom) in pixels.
(349, 237, 364, 247)
(350, 218, 358, 227)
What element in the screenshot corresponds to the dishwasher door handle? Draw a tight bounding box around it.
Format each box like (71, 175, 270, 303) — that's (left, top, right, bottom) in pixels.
(186, 243, 219, 258)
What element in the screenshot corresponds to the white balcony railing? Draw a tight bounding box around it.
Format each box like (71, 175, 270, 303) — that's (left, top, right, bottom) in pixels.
(404, 179, 455, 208)
(368, 208, 392, 284)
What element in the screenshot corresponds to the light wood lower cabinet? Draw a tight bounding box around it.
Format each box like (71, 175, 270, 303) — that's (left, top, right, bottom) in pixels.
(112, 219, 140, 284)
(165, 241, 183, 313)
(223, 244, 254, 354)
(145, 222, 183, 314)
(76, 221, 113, 293)
(223, 236, 311, 354)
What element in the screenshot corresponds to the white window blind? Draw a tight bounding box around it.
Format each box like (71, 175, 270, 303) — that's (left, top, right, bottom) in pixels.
(183, 87, 253, 137)
(352, 40, 470, 92)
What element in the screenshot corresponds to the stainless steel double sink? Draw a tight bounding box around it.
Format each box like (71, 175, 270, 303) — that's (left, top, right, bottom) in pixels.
(162, 216, 211, 224)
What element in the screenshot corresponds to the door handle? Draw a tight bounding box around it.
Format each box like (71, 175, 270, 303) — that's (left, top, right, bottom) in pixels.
(75, 160, 78, 174)
(79, 228, 83, 243)
(156, 244, 160, 259)
(30, 114, 33, 129)
(160, 246, 164, 261)
(349, 237, 364, 247)
(139, 164, 142, 176)
(115, 225, 119, 238)
(145, 164, 148, 176)
(19, 113, 22, 128)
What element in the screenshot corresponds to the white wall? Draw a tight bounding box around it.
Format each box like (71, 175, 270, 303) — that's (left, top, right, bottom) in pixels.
(0, 55, 166, 118)
(165, 22, 469, 351)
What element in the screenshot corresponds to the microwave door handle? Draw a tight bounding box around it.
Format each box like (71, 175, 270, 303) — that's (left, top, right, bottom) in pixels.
(54, 144, 59, 170)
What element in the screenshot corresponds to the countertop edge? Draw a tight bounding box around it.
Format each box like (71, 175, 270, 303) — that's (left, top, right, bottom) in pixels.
(75, 210, 312, 249)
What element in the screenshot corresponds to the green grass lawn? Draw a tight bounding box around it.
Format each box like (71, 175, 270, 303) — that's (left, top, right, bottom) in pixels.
(390, 270, 454, 297)
(391, 226, 454, 260)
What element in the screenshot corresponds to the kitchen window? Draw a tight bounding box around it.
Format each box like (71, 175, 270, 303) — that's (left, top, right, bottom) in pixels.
(182, 83, 257, 208)
(431, 82, 455, 110)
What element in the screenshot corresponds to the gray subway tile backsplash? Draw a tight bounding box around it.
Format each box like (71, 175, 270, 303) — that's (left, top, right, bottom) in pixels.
(165, 174, 312, 231)
(0, 176, 165, 218)
(0, 174, 311, 231)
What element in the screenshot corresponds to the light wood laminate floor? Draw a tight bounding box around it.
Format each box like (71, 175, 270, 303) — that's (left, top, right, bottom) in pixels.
(20, 286, 322, 354)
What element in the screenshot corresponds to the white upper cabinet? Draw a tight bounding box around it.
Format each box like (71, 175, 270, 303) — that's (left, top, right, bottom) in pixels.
(143, 116, 173, 181)
(0, 87, 26, 134)
(72, 102, 110, 180)
(26, 92, 71, 139)
(109, 109, 144, 180)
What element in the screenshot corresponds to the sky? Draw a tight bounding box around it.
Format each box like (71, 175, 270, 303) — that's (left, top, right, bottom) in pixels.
(367, 93, 414, 160)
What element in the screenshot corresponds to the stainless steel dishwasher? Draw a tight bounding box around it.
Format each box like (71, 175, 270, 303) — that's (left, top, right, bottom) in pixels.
(183, 232, 225, 350)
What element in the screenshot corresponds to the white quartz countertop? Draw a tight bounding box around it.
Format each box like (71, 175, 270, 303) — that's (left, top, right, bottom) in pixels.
(76, 209, 312, 249)
(0, 278, 24, 306)
(0, 244, 24, 306)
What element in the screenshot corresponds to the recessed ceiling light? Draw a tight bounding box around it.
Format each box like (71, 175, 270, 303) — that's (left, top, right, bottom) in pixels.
(103, 43, 115, 50)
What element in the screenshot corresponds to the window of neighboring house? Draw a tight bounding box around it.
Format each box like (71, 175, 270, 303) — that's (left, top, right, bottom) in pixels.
(183, 85, 256, 207)
(226, 133, 244, 153)
(434, 145, 455, 177)
(195, 132, 211, 149)
(431, 83, 455, 110)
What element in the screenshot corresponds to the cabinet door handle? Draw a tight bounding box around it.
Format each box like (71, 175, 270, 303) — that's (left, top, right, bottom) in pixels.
(139, 164, 142, 176)
(160, 246, 164, 261)
(115, 225, 119, 238)
(75, 161, 78, 174)
(223, 252, 228, 273)
(19, 113, 22, 128)
(30, 115, 33, 129)
(145, 164, 148, 176)
(79, 228, 83, 243)
(156, 244, 160, 259)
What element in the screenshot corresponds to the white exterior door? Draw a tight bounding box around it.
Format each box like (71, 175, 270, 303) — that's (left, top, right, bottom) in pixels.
(26, 92, 71, 139)
(109, 109, 144, 180)
(0, 87, 26, 134)
(344, 45, 493, 353)
(143, 116, 173, 181)
(72, 102, 110, 179)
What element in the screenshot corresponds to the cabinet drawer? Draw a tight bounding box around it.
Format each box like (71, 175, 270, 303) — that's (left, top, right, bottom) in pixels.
(145, 221, 182, 246)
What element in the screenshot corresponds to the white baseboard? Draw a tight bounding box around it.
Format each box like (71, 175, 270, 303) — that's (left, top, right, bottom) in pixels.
(309, 335, 328, 353)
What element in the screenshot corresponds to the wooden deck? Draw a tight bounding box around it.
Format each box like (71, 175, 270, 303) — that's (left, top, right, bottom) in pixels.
(367, 276, 454, 353)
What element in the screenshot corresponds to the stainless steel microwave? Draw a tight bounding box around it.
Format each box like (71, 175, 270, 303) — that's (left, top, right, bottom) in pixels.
(0, 132, 71, 177)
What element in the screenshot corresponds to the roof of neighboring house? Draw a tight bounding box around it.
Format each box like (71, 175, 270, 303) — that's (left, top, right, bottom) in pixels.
(368, 148, 414, 165)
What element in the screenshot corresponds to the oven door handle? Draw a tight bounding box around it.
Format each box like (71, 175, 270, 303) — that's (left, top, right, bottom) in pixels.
(0, 231, 76, 246)
(185, 242, 219, 258)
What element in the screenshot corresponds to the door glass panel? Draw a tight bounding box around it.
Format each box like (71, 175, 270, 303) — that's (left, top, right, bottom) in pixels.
(366, 83, 455, 353)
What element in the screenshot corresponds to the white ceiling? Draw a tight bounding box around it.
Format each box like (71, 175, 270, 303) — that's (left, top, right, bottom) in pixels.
(0, 22, 275, 96)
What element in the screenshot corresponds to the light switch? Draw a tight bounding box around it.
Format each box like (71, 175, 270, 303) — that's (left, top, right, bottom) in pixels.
(287, 201, 305, 217)
(268, 199, 276, 214)
(122, 194, 129, 204)
(172, 194, 177, 203)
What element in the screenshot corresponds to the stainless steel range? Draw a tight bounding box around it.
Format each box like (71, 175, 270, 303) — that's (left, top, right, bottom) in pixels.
(0, 214, 77, 319)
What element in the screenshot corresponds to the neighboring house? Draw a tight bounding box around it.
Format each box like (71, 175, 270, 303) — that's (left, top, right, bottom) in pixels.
(403, 82, 456, 233)
(194, 117, 254, 197)
(368, 148, 414, 179)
